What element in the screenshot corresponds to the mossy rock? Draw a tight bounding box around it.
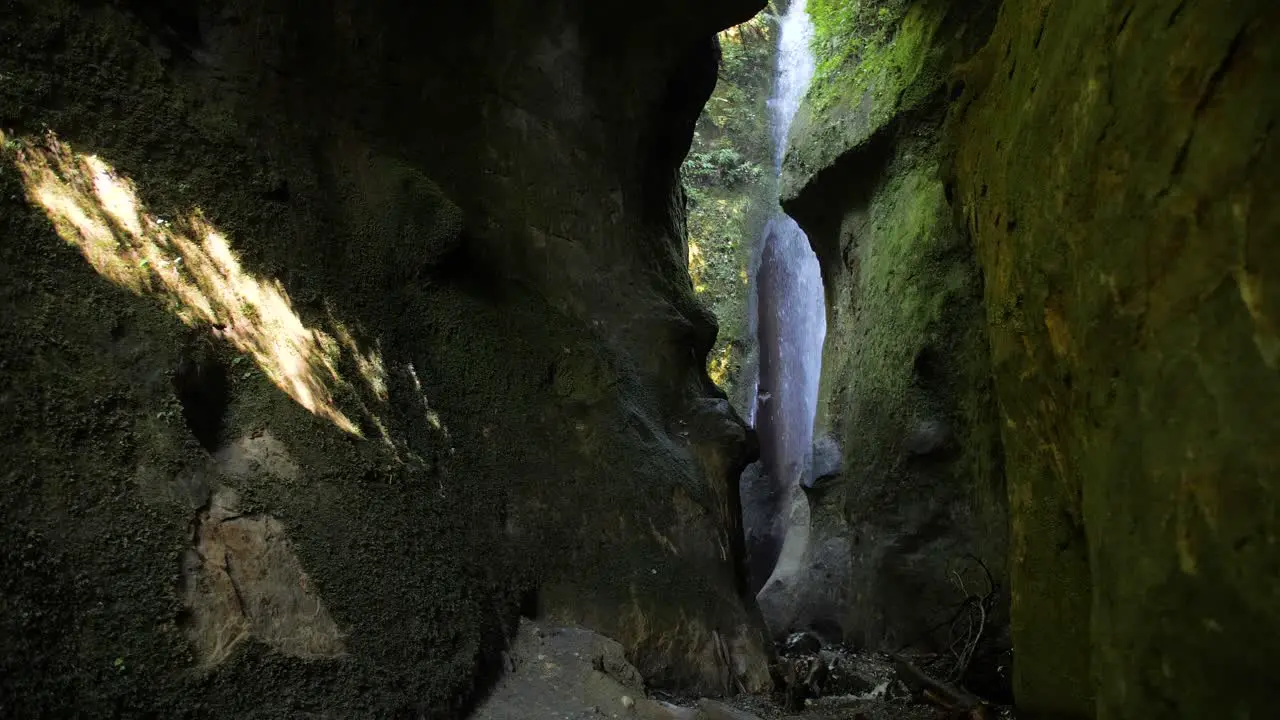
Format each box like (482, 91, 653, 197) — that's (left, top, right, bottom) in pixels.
(781, 0, 997, 200)
(952, 0, 1280, 716)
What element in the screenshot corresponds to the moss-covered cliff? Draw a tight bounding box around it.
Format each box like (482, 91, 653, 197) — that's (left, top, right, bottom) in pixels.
(786, 0, 1280, 717)
(952, 0, 1280, 717)
(780, 0, 1009, 687)
(0, 0, 773, 715)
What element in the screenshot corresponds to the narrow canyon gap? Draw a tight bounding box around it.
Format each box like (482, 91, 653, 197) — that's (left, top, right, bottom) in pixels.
(1, 0, 1278, 719)
(741, 0, 829, 619)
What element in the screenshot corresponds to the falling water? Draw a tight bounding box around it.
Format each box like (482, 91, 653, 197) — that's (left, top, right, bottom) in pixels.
(749, 0, 825, 491)
(769, 0, 817, 173)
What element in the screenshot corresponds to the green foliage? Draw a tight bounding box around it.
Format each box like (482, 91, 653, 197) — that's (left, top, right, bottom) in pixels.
(683, 147, 764, 187)
(680, 11, 778, 399)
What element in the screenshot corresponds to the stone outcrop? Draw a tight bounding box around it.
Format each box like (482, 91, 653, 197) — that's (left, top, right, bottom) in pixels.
(0, 0, 774, 715)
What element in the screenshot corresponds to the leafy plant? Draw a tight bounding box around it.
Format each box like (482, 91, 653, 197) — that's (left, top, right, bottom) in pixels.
(679, 10, 780, 398)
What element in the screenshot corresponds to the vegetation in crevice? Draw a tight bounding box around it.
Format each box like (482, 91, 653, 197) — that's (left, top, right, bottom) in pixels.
(682, 9, 778, 405)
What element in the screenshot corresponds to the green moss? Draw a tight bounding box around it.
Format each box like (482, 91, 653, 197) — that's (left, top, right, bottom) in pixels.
(782, 0, 996, 199)
(796, 125, 1006, 654)
(782, 0, 1009, 659)
(816, 147, 981, 441)
(682, 10, 778, 404)
(952, 0, 1280, 716)
(807, 0, 943, 119)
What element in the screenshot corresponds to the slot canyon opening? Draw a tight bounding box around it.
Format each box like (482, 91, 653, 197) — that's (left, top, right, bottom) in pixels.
(3, 0, 1275, 716)
(682, 0, 827, 621)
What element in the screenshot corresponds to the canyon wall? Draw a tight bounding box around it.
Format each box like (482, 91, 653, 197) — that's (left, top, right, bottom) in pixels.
(0, 0, 773, 715)
(952, 0, 1280, 716)
(781, 0, 1010, 694)
(785, 0, 1280, 717)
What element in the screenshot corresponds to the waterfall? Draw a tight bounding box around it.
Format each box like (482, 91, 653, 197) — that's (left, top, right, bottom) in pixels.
(749, 0, 825, 491)
(769, 0, 816, 173)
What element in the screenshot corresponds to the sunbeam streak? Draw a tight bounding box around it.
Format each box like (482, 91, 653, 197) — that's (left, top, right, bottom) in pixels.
(3, 130, 385, 437)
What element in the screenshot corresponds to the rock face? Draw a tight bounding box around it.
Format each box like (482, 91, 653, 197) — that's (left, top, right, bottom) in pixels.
(781, 0, 1010, 661)
(952, 0, 1280, 717)
(755, 481, 854, 645)
(785, 0, 1280, 717)
(0, 0, 774, 715)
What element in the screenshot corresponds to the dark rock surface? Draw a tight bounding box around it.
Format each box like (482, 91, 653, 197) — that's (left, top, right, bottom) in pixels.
(0, 0, 773, 715)
(755, 478, 854, 647)
(809, 435, 841, 483)
(740, 460, 784, 595)
(473, 620, 684, 720)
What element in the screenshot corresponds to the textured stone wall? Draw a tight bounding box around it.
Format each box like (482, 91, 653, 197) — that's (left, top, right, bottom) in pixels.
(953, 0, 1280, 716)
(780, 0, 1009, 684)
(0, 0, 773, 715)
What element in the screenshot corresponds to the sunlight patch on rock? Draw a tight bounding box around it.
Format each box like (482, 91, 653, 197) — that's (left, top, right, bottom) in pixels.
(3, 130, 384, 436)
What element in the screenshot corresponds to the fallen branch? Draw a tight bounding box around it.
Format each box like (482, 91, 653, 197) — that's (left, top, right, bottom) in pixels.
(891, 653, 988, 717)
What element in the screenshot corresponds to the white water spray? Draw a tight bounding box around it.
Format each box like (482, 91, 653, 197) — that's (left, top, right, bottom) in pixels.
(749, 0, 825, 488)
(769, 0, 817, 172)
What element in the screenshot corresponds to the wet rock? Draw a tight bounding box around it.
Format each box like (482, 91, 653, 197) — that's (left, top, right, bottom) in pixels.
(738, 460, 782, 594)
(474, 620, 690, 720)
(810, 434, 842, 484)
(755, 485, 853, 645)
(654, 701, 700, 720)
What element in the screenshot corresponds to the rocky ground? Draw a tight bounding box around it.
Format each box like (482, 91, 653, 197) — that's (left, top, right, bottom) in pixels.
(473, 621, 1014, 720)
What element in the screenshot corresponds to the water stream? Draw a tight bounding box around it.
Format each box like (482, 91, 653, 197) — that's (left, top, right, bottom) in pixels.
(749, 0, 825, 492)
(769, 0, 816, 174)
